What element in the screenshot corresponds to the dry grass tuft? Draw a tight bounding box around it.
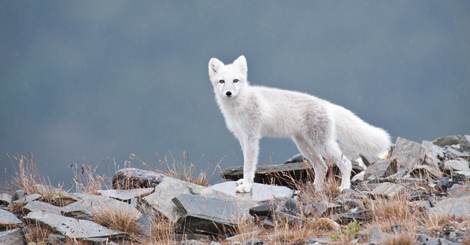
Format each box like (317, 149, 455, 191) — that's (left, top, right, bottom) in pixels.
(368, 192, 418, 233)
(421, 212, 453, 233)
(72, 157, 110, 194)
(285, 157, 342, 206)
(9, 201, 27, 217)
(131, 151, 222, 187)
(462, 233, 470, 245)
(10, 152, 43, 194)
(383, 232, 416, 245)
(92, 207, 141, 236)
(23, 222, 52, 244)
(137, 207, 177, 244)
(269, 217, 339, 244)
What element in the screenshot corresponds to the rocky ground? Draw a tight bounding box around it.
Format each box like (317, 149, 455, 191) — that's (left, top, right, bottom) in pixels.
(1, 134, 470, 245)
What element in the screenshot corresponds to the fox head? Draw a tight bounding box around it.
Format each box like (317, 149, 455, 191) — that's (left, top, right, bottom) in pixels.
(208, 55, 248, 99)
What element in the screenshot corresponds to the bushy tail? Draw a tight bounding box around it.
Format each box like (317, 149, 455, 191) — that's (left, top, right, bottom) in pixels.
(330, 104, 391, 156)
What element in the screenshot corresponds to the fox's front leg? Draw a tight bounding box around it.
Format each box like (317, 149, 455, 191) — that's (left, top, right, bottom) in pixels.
(235, 136, 260, 193)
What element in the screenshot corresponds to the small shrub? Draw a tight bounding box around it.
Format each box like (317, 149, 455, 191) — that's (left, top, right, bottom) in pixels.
(330, 220, 362, 242)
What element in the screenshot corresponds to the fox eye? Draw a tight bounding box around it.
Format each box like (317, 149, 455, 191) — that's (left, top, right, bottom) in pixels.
(219, 80, 225, 84)
(233, 79, 239, 83)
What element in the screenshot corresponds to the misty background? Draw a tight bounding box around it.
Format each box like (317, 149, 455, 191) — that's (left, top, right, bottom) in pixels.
(1, 1, 469, 188)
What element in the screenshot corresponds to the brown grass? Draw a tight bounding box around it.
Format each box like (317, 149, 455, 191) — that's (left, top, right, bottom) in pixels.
(10, 151, 43, 194)
(23, 222, 52, 244)
(367, 192, 418, 233)
(421, 212, 454, 233)
(136, 207, 177, 244)
(261, 217, 339, 244)
(383, 232, 416, 245)
(462, 233, 470, 245)
(131, 151, 222, 187)
(92, 206, 141, 236)
(71, 157, 110, 194)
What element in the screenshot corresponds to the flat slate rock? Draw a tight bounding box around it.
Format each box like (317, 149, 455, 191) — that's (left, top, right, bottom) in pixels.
(173, 194, 241, 235)
(97, 188, 154, 201)
(443, 160, 469, 174)
(62, 194, 141, 220)
(364, 160, 391, 180)
(25, 211, 126, 239)
(209, 181, 293, 203)
(333, 210, 372, 223)
(142, 177, 200, 222)
(431, 196, 470, 219)
(371, 182, 405, 199)
(391, 137, 427, 169)
(24, 200, 62, 215)
(0, 209, 23, 228)
(409, 164, 440, 179)
(13, 193, 41, 204)
(0, 228, 24, 245)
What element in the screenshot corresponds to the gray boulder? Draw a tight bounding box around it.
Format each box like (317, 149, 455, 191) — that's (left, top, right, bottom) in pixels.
(0, 193, 12, 206)
(112, 167, 166, 189)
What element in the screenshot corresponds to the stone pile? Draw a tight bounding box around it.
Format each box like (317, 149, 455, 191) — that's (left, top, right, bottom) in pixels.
(1, 134, 469, 244)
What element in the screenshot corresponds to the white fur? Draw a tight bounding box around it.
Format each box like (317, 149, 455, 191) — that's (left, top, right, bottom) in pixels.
(208, 55, 391, 193)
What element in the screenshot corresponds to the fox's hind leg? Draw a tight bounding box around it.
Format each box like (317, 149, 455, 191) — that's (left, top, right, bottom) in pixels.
(318, 139, 352, 191)
(292, 136, 328, 191)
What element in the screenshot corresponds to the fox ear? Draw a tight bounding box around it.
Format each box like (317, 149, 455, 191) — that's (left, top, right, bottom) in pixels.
(209, 58, 224, 78)
(233, 55, 247, 75)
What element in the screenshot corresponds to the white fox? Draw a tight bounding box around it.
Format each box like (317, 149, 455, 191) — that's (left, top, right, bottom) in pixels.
(208, 55, 391, 193)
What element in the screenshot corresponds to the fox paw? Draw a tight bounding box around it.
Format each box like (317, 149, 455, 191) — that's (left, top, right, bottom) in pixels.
(235, 179, 252, 193)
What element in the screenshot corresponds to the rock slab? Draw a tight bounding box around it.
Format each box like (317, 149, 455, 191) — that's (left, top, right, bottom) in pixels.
(209, 181, 293, 203)
(371, 182, 405, 199)
(62, 194, 141, 220)
(0, 209, 23, 228)
(24, 200, 62, 215)
(431, 196, 470, 219)
(0, 193, 13, 205)
(173, 194, 241, 235)
(0, 228, 24, 245)
(143, 177, 199, 222)
(25, 211, 126, 239)
(98, 188, 154, 201)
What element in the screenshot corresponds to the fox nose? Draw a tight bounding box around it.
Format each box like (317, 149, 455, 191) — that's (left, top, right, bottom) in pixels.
(226, 91, 232, 97)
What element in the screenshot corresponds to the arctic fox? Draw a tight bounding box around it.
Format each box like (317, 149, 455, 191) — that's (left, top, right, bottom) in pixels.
(208, 55, 391, 193)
